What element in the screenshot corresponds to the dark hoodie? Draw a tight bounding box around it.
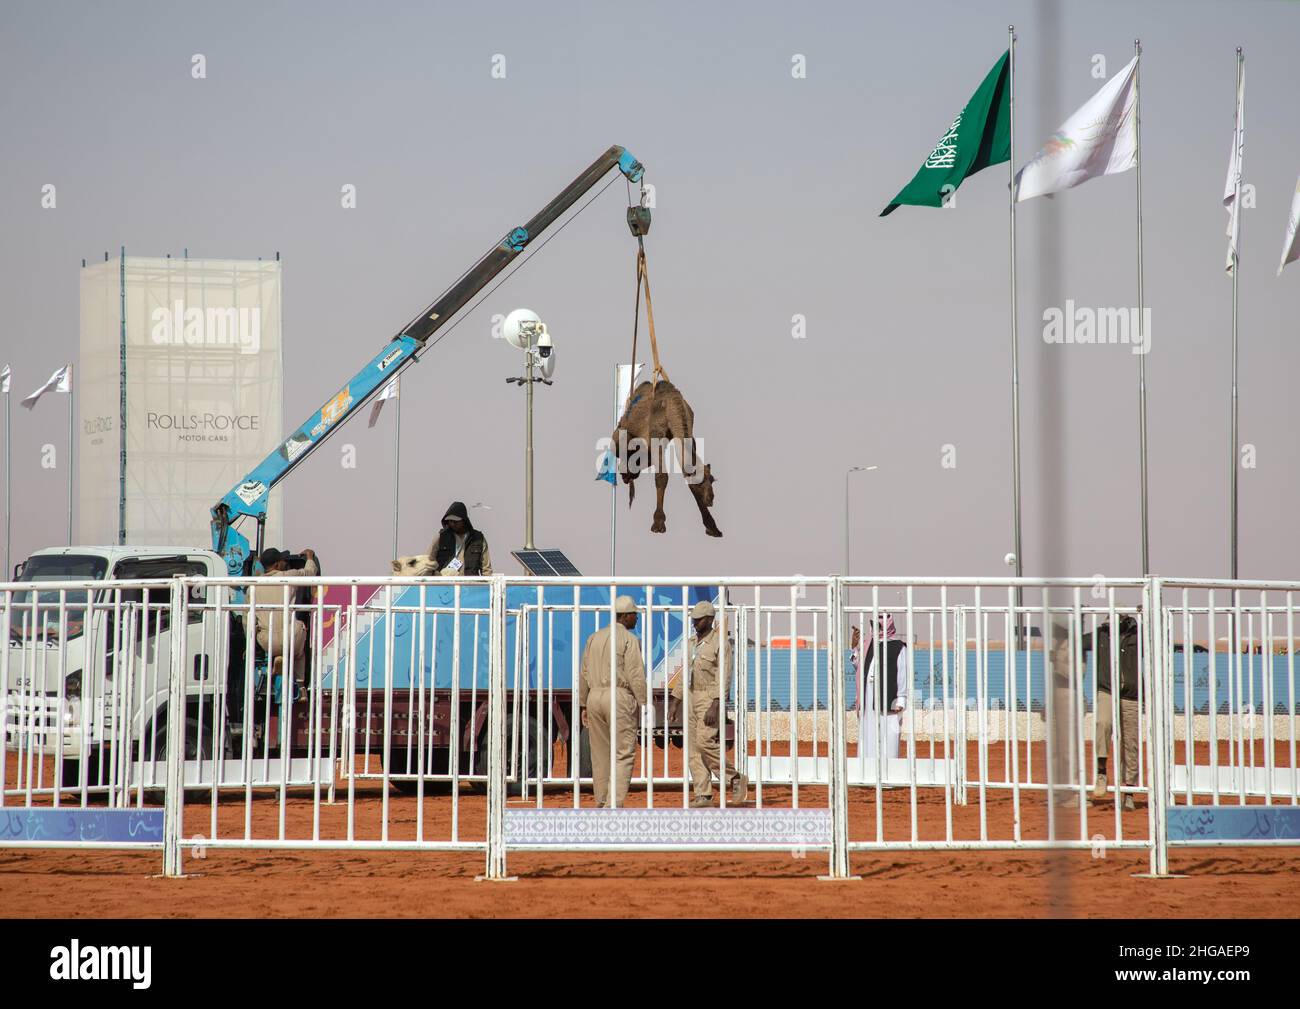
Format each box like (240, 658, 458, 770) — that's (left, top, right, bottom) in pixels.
(430, 501, 489, 575)
(1084, 615, 1141, 700)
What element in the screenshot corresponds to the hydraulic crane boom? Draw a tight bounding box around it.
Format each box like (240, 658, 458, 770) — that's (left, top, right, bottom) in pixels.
(211, 145, 644, 579)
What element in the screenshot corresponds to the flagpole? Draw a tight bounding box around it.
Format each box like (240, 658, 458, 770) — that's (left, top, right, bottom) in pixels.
(1135, 39, 1149, 575)
(1230, 46, 1243, 580)
(3, 380, 10, 577)
(1008, 25, 1024, 606)
(67, 366, 74, 545)
(610, 363, 618, 578)
(392, 386, 401, 561)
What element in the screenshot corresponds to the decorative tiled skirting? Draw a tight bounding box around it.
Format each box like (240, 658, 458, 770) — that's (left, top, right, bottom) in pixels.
(503, 807, 831, 847)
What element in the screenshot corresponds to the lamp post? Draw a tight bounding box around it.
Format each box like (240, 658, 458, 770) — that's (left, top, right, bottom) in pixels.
(844, 465, 878, 576)
(502, 309, 556, 551)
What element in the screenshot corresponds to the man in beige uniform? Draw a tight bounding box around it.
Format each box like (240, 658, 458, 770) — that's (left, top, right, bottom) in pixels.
(578, 596, 647, 808)
(673, 600, 748, 808)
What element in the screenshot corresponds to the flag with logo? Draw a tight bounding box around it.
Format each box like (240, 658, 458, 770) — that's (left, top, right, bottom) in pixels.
(1, 364, 10, 395)
(597, 362, 643, 484)
(21, 364, 71, 409)
(367, 377, 399, 428)
(1223, 62, 1246, 275)
(880, 50, 1010, 216)
(1014, 56, 1139, 202)
(1277, 173, 1299, 276)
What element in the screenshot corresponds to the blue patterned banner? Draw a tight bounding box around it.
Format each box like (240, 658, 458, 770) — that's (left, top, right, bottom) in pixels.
(0, 808, 163, 844)
(1167, 805, 1300, 842)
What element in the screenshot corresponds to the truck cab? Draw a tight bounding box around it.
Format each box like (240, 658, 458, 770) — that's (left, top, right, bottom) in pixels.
(3, 545, 228, 789)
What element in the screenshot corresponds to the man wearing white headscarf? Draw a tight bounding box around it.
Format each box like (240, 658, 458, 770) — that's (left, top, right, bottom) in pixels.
(849, 613, 908, 760)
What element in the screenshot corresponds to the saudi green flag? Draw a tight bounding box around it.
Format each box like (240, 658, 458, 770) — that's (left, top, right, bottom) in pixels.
(880, 50, 1011, 216)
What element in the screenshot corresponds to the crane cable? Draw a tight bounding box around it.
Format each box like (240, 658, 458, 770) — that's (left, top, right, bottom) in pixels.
(625, 180, 667, 413)
(630, 242, 668, 395)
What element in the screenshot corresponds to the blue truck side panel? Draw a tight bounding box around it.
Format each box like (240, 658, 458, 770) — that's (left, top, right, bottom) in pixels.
(328, 584, 716, 691)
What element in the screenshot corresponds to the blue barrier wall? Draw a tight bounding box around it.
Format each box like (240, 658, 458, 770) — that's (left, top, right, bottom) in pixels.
(740, 648, 1299, 713)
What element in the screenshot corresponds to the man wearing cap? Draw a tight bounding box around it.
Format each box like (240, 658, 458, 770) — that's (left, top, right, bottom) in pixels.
(578, 596, 648, 807)
(673, 600, 748, 808)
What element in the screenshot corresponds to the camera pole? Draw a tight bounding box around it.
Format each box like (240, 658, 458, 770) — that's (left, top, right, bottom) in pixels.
(524, 340, 535, 551)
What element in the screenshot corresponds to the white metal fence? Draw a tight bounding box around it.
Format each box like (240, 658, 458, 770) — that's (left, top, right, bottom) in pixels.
(3, 573, 1297, 878)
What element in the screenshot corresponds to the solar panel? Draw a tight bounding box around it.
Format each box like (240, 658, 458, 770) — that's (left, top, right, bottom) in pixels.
(510, 549, 581, 577)
(538, 550, 581, 576)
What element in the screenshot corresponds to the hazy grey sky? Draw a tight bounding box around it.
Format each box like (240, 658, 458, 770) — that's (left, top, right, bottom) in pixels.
(1, 0, 1298, 580)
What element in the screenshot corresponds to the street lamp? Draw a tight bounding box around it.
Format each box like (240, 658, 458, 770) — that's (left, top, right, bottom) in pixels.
(502, 308, 557, 551)
(844, 464, 878, 576)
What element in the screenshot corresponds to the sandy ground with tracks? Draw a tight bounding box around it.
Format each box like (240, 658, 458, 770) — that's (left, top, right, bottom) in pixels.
(3, 741, 1297, 918)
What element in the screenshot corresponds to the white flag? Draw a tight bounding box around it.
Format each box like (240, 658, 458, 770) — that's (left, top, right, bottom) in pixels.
(367, 377, 399, 428)
(21, 364, 72, 410)
(1223, 62, 1245, 275)
(1015, 56, 1139, 202)
(1, 364, 10, 395)
(1278, 173, 1300, 276)
(615, 362, 644, 413)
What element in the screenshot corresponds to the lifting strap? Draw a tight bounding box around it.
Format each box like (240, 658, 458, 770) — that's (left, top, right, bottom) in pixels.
(627, 240, 667, 411)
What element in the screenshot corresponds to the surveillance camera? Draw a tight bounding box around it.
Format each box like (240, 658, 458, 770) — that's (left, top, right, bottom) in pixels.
(536, 328, 553, 358)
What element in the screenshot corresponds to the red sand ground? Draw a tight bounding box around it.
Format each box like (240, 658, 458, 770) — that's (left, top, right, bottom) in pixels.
(3, 741, 1297, 918)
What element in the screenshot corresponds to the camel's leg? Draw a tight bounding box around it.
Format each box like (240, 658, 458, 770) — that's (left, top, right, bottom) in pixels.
(674, 434, 721, 538)
(651, 438, 669, 533)
(688, 474, 722, 538)
(652, 473, 669, 533)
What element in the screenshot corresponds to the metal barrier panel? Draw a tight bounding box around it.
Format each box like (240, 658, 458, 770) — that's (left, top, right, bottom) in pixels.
(496, 577, 838, 863)
(2, 573, 498, 871)
(2, 578, 184, 810)
(839, 578, 1156, 856)
(1157, 579, 1300, 839)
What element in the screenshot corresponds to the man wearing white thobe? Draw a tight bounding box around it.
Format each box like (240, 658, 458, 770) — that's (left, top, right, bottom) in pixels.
(849, 614, 909, 760)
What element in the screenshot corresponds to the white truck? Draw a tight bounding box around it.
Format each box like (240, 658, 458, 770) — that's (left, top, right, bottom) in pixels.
(3, 544, 267, 792)
(3, 544, 560, 795)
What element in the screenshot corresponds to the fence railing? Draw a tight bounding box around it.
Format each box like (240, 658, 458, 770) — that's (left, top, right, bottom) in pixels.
(3, 573, 1297, 878)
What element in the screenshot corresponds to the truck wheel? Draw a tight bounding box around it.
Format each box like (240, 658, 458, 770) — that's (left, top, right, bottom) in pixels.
(154, 714, 212, 761)
(384, 746, 445, 795)
(60, 745, 104, 790)
(142, 714, 212, 803)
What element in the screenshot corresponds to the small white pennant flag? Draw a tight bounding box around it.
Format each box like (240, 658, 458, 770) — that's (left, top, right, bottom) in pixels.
(1014, 56, 1139, 202)
(367, 377, 399, 428)
(21, 364, 72, 410)
(1, 364, 10, 395)
(1278, 173, 1300, 276)
(1223, 61, 1246, 275)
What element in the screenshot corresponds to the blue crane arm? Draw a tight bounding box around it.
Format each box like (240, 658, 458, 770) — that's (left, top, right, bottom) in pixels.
(211, 145, 644, 578)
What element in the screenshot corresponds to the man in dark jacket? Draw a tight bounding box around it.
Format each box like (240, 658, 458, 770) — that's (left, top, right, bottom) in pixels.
(1082, 614, 1141, 810)
(427, 501, 493, 576)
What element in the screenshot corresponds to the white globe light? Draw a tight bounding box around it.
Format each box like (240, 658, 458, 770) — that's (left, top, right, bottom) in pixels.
(1003, 552, 1017, 567)
(503, 308, 541, 350)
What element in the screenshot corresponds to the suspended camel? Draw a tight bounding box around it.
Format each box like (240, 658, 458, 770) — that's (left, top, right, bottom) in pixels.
(612, 378, 721, 538)
(606, 233, 721, 537)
